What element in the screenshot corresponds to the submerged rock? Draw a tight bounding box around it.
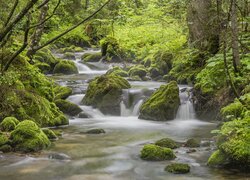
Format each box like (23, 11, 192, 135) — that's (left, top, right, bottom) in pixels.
(53, 60, 78, 75)
(86, 129, 106, 134)
(78, 112, 90, 118)
(48, 153, 71, 160)
(139, 81, 180, 121)
(10, 120, 51, 152)
(140, 144, 176, 161)
(185, 138, 200, 148)
(0, 117, 19, 132)
(165, 163, 190, 174)
(82, 74, 131, 115)
(55, 99, 82, 116)
(155, 138, 178, 149)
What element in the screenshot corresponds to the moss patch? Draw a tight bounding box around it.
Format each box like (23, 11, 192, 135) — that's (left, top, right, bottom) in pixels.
(55, 99, 82, 116)
(0, 117, 19, 132)
(10, 120, 51, 152)
(139, 81, 180, 121)
(54, 86, 72, 100)
(140, 144, 176, 161)
(207, 150, 228, 167)
(185, 138, 200, 148)
(155, 138, 178, 149)
(81, 52, 102, 62)
(42, 128, 58, 140)
(165, 163, 190, 174)
(53, 60, 78, 75)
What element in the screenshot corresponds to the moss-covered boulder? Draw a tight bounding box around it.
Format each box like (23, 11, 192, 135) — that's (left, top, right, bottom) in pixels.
(81, 52, 102, 62)
(54, 86, 72, 100)
(106, 66, 129, 77)
(0, 133, 8, 146)
(34, 62, 51, 74)
(42, 128, 58, 140)
(139, 81, 180, 121)
(0, 117, 19, 132)
(185, 138, 200, 148)
(140, 144, 176, 161)
(155, 138, 178, 149)
(128, 65, 147, 78)
(0, 145, 12, 153)
(86, 129, 105, 134)
(10, 120, 51, 152)
(34, 48, 59, 71)
(63, 52, 76, 60)
(207, 150, 229, 167)
(55, 99, 82, 116)
(53, 60, 78, 75)
(82, 74, 131, 115)
(165, 163, 190, 174)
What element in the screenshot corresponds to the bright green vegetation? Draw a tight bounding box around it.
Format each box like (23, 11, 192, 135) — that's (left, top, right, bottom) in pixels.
(140, 144, 176, 161)
(42, 128, 58, 140)
(106, 66, 129, 77)
(55, 99, 82, 116)
(82, 74, 131, 115)
(0, 117, 19, 132)
(128, 65, 148, 79)
(10, 120, 51, 152)
(139, 81, 180, 121)
(165, 163, 190, 174)
(81, 52, 102, 62)
(207, 150, 228, 167)
(155, 138, 178, 149)
(54, 86, 72, 100)
(53, 60, 78, 74)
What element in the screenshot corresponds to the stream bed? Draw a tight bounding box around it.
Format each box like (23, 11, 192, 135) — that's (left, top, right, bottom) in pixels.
(0, 49, 249, 180)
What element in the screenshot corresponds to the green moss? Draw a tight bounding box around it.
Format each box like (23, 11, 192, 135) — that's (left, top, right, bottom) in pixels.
(185, 138, 200, 148)
(55, 99, 82, 116)
(54, 86, 72, 100)
(0, 145, 12, 153)
(10, 120, 51, 152)
(82, 74, 131, 115)
(155, 138, 178, 149)
(106, 66, 128, 77)
(139, 81, 180, 121)
(165, 163, 190, 174)
(128, 65, 147, 78)
(53, 60, 78, 74)
(34, 48, 59, 69)
(207, 150, 228, 167)
(42, 128, 58, 140)
(140, 144, 176, 161)
(81, 52, 102, 62)
(0, 117, 19, 132)
(34, 62, 51, 74)
(63, 52, 76, 60)
(0, 133, 8, 146)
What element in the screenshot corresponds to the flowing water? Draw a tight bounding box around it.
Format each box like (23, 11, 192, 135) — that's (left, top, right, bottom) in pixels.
(0, 49, 249, 180)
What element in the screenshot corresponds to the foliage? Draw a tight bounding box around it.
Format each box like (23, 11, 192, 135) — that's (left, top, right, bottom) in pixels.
(0, 117, 19, 132)
(165, 163, 190, 174)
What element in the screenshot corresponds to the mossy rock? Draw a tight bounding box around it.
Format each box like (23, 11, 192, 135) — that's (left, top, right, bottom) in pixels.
(139, 81, 180, 121)
(86, 129, 105, 134)
(42, 128, 58, 140)
(128, 65, 147, 78)
(0, 133, 8, 146)
(0, 145, 12, 153)
(140, 144, 176, 161)
(128, 75, 142, 81)
(79, 112, 90, 118)
(10, 120, 51, 152)
(81, 52, 102, 62)
(155, 138, 178, 149)
(82, 74, 131, 115)
(0, 117, 19, 132)
(185, 138, 200, 148)
(106, 66, 129, 77)
(207, 150, 229, 167)
(34, 48, 59, 71)
(149, 67, 161, 79)
(53, 60, 78, 75)
(55, 99, 82, 116)
(165, 163, 190, 174)
(54, 86, 72, 100)
(63, 52, 76, 60)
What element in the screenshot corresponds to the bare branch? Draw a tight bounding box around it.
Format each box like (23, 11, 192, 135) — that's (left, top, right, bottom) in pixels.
(4, 0, 19, 27)
(0, 0, 39, 42)
(37, 0, 50, 9)
(34, 0, 112, 52)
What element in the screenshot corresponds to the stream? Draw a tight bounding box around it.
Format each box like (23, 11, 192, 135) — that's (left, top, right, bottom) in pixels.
(0, 49, 248, 180)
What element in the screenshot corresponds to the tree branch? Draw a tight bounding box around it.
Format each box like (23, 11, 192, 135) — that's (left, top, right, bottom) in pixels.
(0, 0, 39, 42)
(4, 0, 19, 27)
(3, 15, 31, 72)
(34, 0, 112, 52)
(37, 0, 50, 9)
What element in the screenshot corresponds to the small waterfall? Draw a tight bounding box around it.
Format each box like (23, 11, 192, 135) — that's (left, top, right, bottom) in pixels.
(120, 101, 132, 117)
(176, 87, 195, 120)
(132, 99, 144, 116)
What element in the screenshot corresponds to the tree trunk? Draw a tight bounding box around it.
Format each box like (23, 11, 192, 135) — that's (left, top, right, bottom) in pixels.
(231, 0, 240, 73)
(27, 0, 49, 59)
